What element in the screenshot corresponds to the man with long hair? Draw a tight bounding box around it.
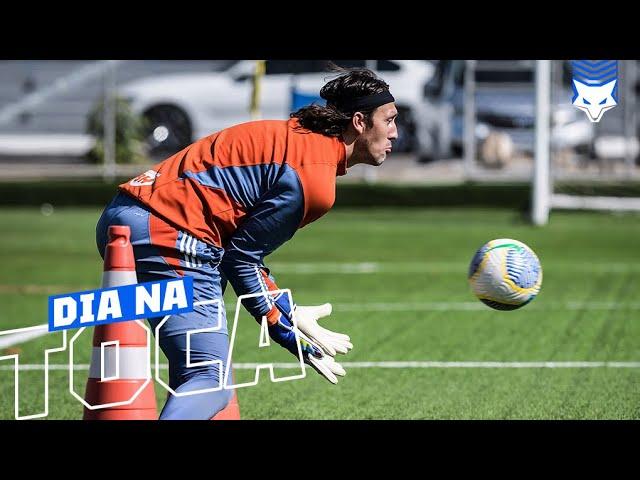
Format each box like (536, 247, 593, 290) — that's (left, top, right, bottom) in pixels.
(96, 66, 398, 419)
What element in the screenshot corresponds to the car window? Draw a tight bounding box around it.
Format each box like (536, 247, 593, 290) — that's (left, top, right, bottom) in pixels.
(265, 60, 328, 75)
(562, 61, 574, 87)
(264, 60, 374, 75)
(330, 60, 367, 69)
(424, 60, 449, 97)
(453, 61, 465, 87)
(377, 60, 400, 71)
(475, 70, 534, 83)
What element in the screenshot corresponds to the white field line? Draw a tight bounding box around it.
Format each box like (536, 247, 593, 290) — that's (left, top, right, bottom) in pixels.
(2, 299, 639, 350)
(2, 361, 640, 371)
(269, 262, 640, 274)
(0, 261, 640, 295)
(333, 301, 640, 311)
(3, 262, 639, 294)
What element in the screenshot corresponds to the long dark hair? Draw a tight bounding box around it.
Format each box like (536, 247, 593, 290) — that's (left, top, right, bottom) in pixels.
(290, 64, 390, 137)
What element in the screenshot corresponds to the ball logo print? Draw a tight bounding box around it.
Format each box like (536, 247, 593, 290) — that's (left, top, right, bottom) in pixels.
(468, 239, 542, 310)
(570, 60, 618, 123)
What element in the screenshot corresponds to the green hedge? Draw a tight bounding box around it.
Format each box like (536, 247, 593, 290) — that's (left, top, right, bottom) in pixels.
(0, 181, 127, 207)
(1, 180, 640, 209)
(335, 183, 531, 209)
(0, 181, 531, 208)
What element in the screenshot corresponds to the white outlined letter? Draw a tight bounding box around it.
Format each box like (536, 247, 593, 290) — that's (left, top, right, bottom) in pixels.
(0, 325, 67, 420)
(224, 289, 306, 389)
(154, 299, 223, 397)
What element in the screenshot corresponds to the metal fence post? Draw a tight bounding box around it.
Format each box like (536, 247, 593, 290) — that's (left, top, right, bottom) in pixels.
(103, 61, 117, 182)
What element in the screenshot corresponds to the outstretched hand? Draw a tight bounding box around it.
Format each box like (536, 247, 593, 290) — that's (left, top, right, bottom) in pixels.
(294, 303, 353, 356)
(267, 301, 353, 384)
(296, 329, 347, 385)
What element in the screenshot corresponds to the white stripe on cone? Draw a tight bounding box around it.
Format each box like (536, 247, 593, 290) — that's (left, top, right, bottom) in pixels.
(102, 270, 138, 286)
(89, 346, 150, 379)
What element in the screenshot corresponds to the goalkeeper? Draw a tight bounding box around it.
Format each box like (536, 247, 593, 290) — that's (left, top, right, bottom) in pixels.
(96, 66, 398, 419)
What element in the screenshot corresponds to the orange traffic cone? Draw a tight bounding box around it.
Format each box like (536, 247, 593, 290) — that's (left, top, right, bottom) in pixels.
(83, 225, 158, 420)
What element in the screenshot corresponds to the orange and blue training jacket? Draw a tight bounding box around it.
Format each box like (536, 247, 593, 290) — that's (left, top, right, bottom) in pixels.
(120, 117, 347, 324)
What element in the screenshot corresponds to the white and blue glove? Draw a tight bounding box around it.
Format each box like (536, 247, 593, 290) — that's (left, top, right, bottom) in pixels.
(267, 296, 353, 384)
(294, 303, 353, 356)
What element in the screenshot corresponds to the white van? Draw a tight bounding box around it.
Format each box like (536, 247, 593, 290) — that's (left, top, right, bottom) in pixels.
(118, 60, 436, 158)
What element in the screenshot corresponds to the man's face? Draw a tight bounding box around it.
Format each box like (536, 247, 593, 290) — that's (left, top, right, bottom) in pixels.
(354, 102, 399, 166)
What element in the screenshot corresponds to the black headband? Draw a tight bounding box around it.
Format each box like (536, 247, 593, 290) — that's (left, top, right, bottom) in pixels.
(334, 90, 395, 112)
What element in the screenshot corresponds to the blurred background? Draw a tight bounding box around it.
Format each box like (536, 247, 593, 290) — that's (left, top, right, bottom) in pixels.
(1, 60, 639, 420)
(1, 59, 638, 189)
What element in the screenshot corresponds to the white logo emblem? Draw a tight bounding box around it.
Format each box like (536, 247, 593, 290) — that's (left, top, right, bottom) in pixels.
(129, 170, 160, 187)
(571, 60, 618, 123)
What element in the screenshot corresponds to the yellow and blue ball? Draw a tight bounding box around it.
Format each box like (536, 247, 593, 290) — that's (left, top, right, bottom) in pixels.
(468, 238, 542, 310)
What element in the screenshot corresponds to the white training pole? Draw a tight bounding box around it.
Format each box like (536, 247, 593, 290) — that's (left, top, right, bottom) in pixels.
(463, 60, 476, 178)
(532, 60, 551, 226)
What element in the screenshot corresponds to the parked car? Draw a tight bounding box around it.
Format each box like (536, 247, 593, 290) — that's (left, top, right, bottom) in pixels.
(117, 60, 436, 158)
(420, 60, 595, 162)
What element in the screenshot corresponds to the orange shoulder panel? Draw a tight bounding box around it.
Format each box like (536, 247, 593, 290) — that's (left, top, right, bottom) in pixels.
(284, 119, 346, 227)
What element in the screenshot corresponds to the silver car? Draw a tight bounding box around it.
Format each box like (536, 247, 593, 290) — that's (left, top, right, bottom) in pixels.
(420, 60, 595, 162)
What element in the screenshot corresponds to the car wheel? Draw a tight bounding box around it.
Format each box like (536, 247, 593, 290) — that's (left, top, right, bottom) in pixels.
(142, 105, 192, 158)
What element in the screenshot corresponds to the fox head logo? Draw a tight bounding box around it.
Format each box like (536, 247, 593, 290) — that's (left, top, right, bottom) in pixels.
(572, 79, 617, 122)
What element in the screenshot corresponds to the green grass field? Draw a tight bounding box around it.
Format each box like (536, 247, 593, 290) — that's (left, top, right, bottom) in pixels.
(1, 206, 639, 419)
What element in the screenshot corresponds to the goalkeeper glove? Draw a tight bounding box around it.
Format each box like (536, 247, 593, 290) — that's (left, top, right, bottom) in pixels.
(293, 303, 353, 357)
(267, 314, 346, 385)
(270, 293, 353, 357)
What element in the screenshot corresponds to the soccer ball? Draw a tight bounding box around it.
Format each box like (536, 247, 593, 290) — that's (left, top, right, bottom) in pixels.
(468, 238, 542, 310)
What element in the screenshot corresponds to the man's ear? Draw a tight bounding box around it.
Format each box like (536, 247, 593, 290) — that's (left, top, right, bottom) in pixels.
(351, 112, 366, 134)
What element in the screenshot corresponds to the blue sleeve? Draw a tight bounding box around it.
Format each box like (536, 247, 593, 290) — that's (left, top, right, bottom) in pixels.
(219, 166, 304, 321)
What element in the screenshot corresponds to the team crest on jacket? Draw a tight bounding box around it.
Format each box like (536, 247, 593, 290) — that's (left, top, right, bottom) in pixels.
(130, 170, 161, 186)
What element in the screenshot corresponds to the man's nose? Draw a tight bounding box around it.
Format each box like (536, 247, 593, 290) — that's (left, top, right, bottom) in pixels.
(389, 125, 399, 140)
